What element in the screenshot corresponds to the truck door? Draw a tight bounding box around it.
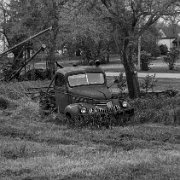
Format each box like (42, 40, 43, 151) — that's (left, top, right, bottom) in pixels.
(54, 73, 69, 113)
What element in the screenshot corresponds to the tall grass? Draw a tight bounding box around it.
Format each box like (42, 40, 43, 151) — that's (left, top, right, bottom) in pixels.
(1, 80, 179, 126)
(0, 80, 180, 179)
(131, 95, 180, 125)
(0, 81, 43, 122)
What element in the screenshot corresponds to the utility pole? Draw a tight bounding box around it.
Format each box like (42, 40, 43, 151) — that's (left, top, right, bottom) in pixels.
(137, 35, 141, 70)
(137, 19, 142, 71)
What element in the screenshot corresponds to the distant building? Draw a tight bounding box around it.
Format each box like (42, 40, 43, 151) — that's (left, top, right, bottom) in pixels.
(157, 29, 176, 50)
(158, 38, 175, 50)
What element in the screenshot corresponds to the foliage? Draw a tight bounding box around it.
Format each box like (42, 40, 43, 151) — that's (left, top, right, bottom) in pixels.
(115, 1, 177, 97)
(140, 74, 157, 93)
(1, 0, 179, 98)
(114, 72, 127, 93)
(152, 46, 161, 57)
(0, 0, 71, 77)
(82, 0, 180, 98)
(141, 25, 161, 57)
(159, 44, 168, 55)
(131, 95, 180, 125)
(163, 47, 180, 70)
(58, 3, 112, 64)
(157, 21, 180, 38)
(19, 69, 51, 81)
(140, 51, 151, 71)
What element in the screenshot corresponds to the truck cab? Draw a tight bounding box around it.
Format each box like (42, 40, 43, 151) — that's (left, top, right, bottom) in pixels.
(40, 65, 134, 126)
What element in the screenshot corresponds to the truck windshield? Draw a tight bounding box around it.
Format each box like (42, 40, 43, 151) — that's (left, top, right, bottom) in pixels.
(68, 73, 104, 87)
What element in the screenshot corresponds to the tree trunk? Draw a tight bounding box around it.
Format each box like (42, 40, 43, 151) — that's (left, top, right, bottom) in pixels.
(106, 43, 110, 63)
(46, 45, 56, 78)
(11, 46, 24, 70)
(122, 40, 140, 99)
(46, 0, 59, 79)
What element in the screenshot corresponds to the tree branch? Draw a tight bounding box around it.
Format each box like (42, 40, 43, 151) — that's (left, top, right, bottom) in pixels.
(138, 0, 180, 36)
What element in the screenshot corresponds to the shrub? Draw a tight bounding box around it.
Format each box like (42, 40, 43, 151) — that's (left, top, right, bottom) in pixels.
(159, 44, 168, 55)
(163, 48, 180, 70)
(114, 73, 127, 93)
(140, 74, 157, 93)
(140, 51, 151, 71)
(131, 95, 179, 124)
(151, 46, 161, 57)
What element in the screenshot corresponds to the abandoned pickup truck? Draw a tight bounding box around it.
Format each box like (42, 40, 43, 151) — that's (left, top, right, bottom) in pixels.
(39, 64, 134, 127)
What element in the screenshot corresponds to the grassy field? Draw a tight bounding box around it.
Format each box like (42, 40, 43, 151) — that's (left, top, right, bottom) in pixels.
(0, 104, 180, 180)
(0, 78, 180, 180)
(103, 61, 180, 73)
(107, 76, 180, 92)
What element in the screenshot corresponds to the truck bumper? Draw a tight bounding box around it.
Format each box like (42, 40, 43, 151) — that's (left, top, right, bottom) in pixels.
(116, 108, 134, 117)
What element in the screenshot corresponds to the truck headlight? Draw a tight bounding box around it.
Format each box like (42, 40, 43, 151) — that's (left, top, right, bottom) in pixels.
(122, 101, 128, 108)
(80, 107, 87, 114)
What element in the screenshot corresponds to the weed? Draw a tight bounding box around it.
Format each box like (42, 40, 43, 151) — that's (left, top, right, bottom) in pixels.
(114, 72, 126, 94)
(140, 74, 157, 93)
(131, 95, 180, 124)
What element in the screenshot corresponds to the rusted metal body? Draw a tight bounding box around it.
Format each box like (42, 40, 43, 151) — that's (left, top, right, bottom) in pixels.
(39, 65, 134, 127)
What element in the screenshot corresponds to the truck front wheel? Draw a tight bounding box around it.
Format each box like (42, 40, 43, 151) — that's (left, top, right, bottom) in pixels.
(66, 113, 75, 126)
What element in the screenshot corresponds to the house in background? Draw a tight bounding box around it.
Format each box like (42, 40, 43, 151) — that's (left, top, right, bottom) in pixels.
(157, 29, 177, 50)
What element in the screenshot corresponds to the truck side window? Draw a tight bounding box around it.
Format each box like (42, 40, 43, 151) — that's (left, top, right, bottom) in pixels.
(55, 74, 65, 87)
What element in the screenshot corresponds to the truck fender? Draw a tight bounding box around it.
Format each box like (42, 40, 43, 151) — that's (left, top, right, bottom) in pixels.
(64, 103, 80, 118)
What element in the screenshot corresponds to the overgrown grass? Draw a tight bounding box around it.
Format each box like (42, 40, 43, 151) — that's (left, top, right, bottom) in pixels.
(0, 80, 180, 179)
(131, 95, 180, 125)
(0, 122, 180, 179)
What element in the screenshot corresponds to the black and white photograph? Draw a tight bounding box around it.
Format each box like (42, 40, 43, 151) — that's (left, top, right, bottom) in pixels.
(0, 0, 180, 179)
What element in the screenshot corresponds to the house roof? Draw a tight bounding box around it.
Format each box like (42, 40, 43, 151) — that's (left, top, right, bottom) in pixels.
(158, 37, 175, 40)
(158, 26, 180, 39)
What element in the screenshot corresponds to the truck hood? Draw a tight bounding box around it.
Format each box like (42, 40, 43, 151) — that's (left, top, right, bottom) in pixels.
(69, 86, 112, 100)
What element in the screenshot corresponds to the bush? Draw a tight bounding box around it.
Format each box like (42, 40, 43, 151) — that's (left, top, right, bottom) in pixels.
(131, 95, 179, 124)
(163, 48, 180, 70)
(140, 51, 151, 71)
(159, 44, 168, 55)
(151, 46, 161, 57)
(140, 74, 157, 93)
(114, 73, 127, 93)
